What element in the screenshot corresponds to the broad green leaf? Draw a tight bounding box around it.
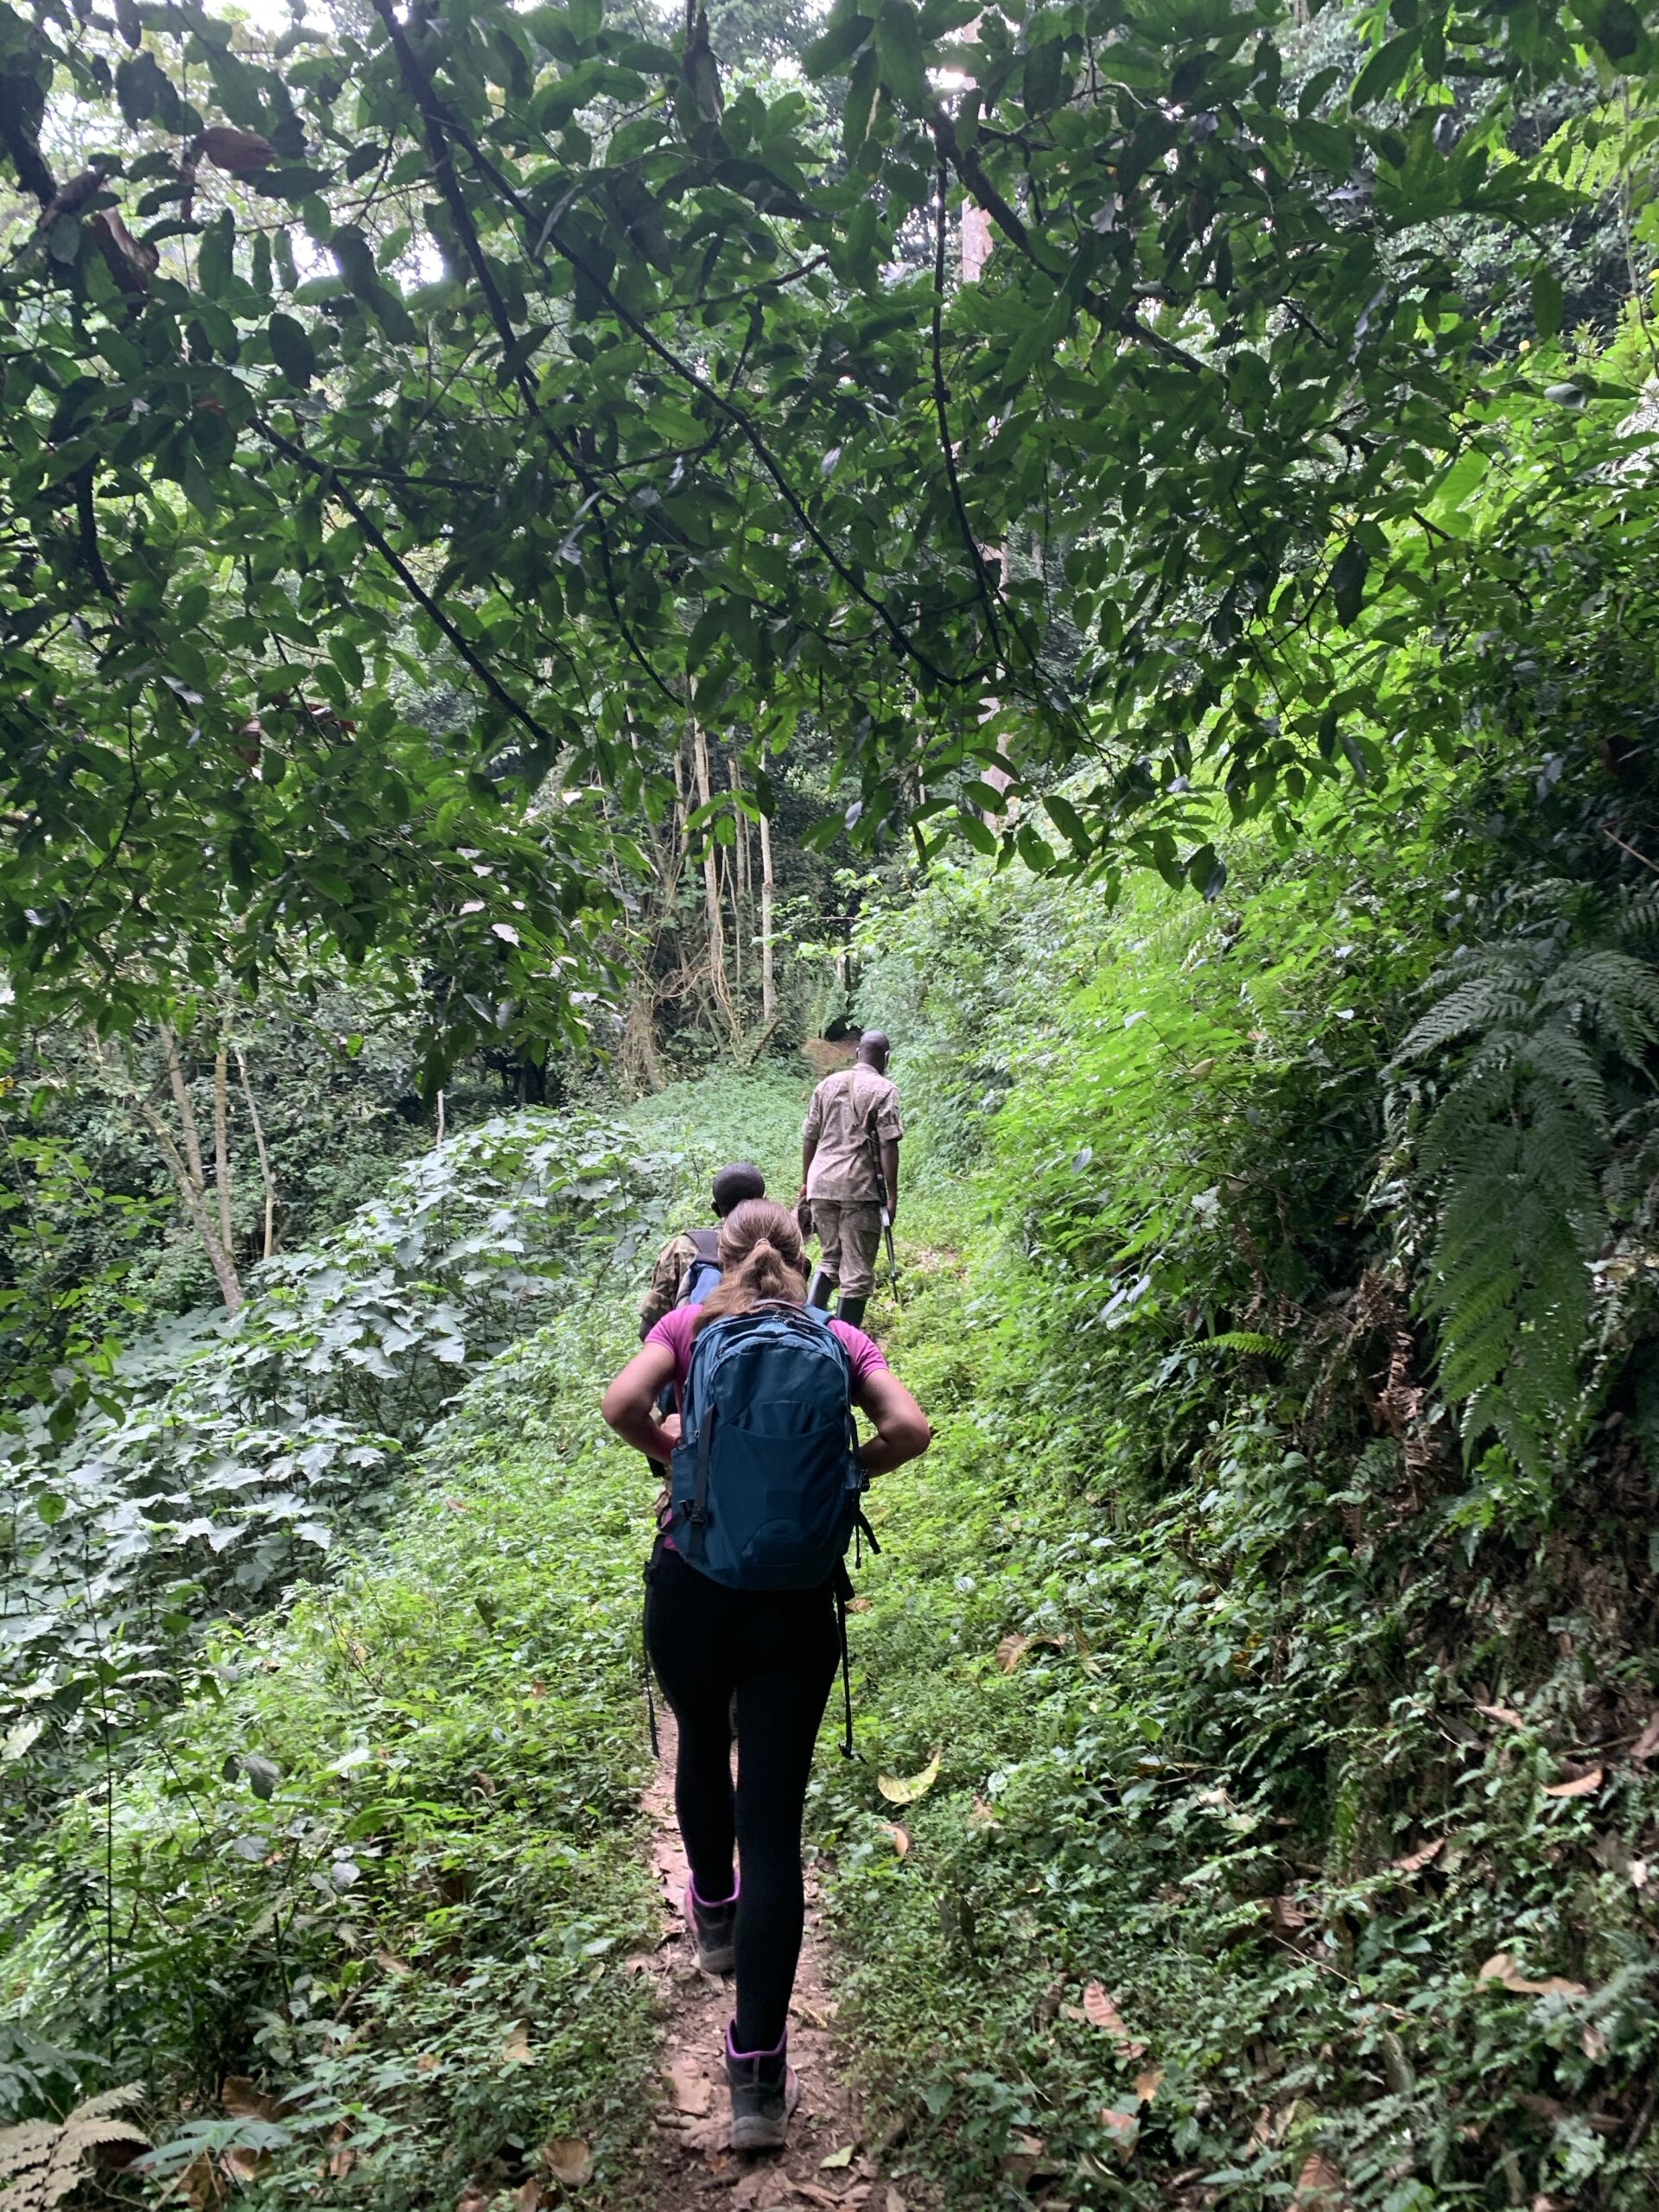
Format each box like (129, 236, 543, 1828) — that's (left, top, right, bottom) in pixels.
(266, 311, 315, 386)
(874, 0, 927, 112)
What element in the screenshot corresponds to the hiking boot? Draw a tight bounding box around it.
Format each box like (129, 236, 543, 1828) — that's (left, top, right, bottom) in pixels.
(684, 1877, 739, 1974)
(724, 2023, 800, 2150)
(836, 1292, 868, 1329)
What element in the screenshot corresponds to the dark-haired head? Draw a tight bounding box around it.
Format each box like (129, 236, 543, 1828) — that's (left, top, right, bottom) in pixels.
(856, 1029, 891, 1071)
(711, 1161, 766, 1217)
(694, 1198, 809, 1331)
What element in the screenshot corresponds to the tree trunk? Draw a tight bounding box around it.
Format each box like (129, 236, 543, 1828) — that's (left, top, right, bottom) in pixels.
(759, 805, 776, 1026)
(161, 1024, 208, 1197)
(728, 749, 746, 1001)
(147, 1027, 242, 1310)
(691, 721, 738, 1039)
(233, 1046, 276, 1261)
(959, 168, 1010, 820)
(213, 1046, 233, 1255)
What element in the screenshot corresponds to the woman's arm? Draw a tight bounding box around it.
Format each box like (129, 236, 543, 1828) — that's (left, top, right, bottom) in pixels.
(854, 1367, 931, 1477)
(601, 1342, 680, 1461)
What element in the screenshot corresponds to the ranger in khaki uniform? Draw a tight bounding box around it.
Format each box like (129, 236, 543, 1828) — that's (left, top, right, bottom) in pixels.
(797, 1030, 902, 1329)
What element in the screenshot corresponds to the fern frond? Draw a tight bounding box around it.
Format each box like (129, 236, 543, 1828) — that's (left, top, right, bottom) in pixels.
(1390, 971, 1532, 1068)
(0, 2087, 145, 2212)
(0, 2122, 54, 2183)
(1614, 880, 1659, 950)
(1517, 1031, 1610, 1127)
(1538, 950, 1659, 1065)
(62, 2088, 143, 2126)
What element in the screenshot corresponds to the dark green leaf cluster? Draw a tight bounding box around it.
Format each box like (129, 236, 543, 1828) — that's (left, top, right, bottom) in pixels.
(0, 0, 1651, 1054)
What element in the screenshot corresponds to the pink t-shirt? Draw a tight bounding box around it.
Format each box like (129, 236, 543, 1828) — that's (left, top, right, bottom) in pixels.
(645, 1303, 887, 1414)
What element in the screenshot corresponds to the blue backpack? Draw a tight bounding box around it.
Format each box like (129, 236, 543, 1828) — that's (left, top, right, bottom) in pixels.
(667, 1304, 871, 1592)
(677, 1225, 723, 1310)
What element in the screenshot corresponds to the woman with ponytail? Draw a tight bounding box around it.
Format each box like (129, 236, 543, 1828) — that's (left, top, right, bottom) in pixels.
(602, 1197, 931, 2148)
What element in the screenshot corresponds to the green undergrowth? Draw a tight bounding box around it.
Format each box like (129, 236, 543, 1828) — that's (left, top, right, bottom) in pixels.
(620, 1063, 814, 1205)
(817, 1241, 1659, 2210)
(808, 747, 1659, 2210)
(6, 1301, 664, 2209)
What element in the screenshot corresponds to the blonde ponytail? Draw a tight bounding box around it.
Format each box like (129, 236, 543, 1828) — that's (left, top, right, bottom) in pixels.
(695, 1199, 809, 1331)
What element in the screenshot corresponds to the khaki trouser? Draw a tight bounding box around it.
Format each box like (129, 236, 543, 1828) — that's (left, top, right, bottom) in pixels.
(811, 1198, 883, 1298)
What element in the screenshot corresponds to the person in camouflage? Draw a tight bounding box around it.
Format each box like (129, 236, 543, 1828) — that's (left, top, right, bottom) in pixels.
(638, 1161, 767, 1338)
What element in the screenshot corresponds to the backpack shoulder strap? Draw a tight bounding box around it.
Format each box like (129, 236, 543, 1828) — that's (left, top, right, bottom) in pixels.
(688, 1224, 721, 1260)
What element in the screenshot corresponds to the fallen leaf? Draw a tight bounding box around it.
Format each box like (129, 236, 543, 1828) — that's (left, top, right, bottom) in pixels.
(1542, 1767, 1604, 1799)
(502, 2018, 535, 2063)
(887, 2192, 906, 2212)
(534, 2133, 594, 2190)
(1391, 1837, 1445, 1874)
(791, 2187, 846, 2209)
(1580, 2022, 1610, 2062)
(374, 1950, 412, 1977)
(1083, 1980, 1147, 2059)
(1475, 1701, 1525, 1727)
(222, 2147, 264, 2183)
(1098, 2105, 1139, 2158)
(200, 124, 276, 172)
(821, 2142, 855, 2169)
(730, 2180, 781, 2210)
(1292, 2152, 1346, 2208)
(1268, 1894, 1312, 1932)
(1477, 1951, 1589, 1998)
(998, 2134, 1046, 2181)
(968, 1795, 1000, 1828)
(514, 2180, 543, 2212)
(1630, 1713, 1659, 1762)
(1516, 2091, 1568, 2124)
(877, 1752, 940, 1806)
(667, 2059, 711, 2114)
(846, 1596, 871, 1613)
(329, 2144, 356, 2180)
(1133, 2066, 1165, 2105)
(878, 1821, 910, 1857)
(221, 2075, 285, 2122)
(624, 1953, 661, 1976)
(416, 2052, 441, 2073)
(178, 2154, 221, 2209)
(996, 1632, 1030, 1672)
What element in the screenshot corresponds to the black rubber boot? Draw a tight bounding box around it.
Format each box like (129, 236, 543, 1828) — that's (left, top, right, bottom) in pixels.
(837, 1293, 868, 1329)
(725, 2024, 800, 2150)
(806, 1268, 835, 1310)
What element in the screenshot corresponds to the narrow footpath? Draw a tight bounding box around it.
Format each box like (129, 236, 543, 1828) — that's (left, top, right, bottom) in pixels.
(633, 1713, 912, 2212)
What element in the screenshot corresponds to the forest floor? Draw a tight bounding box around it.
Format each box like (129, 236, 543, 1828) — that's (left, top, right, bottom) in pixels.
(636, 1712, 912, 2212)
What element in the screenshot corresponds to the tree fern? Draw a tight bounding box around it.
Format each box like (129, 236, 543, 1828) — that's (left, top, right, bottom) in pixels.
(1388, 940, 1659, 1488)
(0, 2085, 146, 2211)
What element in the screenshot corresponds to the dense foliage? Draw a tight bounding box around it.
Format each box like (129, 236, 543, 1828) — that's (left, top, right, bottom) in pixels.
(3, 0, 1659, 1064)
(809, 704, 1659, 2208)
(3, 0, 1659, 2198)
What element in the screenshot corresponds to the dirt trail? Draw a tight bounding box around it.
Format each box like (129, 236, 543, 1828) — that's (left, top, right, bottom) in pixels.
(632, 1713, 908, 2212)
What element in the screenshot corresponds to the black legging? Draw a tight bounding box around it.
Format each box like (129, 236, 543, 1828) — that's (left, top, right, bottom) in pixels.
(645, 1544, 840, 2050)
